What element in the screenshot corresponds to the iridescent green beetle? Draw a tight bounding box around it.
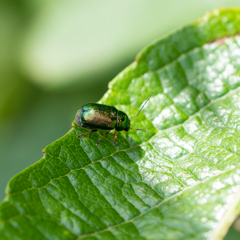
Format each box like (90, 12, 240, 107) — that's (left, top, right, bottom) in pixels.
(75, 93, 152, 145)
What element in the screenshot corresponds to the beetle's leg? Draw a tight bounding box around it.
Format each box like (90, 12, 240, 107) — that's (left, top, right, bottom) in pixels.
(113, 130, 117, 146)
(96, 130, 111, 145)
(77, 129, 98, 138)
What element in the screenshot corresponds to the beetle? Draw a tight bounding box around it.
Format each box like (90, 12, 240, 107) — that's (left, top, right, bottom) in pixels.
(75, 93, 152, 145)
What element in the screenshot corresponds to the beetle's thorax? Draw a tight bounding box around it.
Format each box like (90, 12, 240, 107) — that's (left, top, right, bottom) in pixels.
(116, 110, 130, 131)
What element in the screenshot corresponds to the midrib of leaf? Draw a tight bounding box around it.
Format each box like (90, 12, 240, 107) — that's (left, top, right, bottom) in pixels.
(1, 7, 240, 240)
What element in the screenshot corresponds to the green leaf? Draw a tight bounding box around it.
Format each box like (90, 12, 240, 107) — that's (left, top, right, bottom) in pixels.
(1, 8, 240, 240)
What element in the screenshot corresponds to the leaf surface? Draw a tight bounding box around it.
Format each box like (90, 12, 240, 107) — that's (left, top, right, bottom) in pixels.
(1, 8, 240, 240)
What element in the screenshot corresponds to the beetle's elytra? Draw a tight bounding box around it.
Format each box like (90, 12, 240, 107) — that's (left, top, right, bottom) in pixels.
(75, 93, 152, 146)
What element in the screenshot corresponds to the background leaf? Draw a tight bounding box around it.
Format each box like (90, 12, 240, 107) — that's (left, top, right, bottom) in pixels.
(19, 0, 240, 89)
(1, 8, 240, 240)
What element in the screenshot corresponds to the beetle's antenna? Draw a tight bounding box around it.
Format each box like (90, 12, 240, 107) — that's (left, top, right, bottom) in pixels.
(131, 92, 153, 126)
(130, 128, 150, 134)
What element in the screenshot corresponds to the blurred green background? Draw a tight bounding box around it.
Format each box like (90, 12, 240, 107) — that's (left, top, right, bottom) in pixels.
(1, 0, 240, 238)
